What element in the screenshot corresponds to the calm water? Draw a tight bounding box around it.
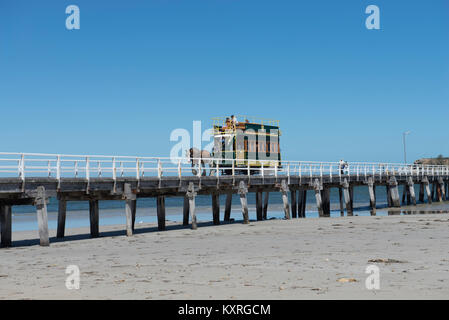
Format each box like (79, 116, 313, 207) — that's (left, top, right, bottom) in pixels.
(11, 185, 449, 231)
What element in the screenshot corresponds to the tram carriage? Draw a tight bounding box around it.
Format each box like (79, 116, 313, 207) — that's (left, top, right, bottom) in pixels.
(211, 116, 282, 175)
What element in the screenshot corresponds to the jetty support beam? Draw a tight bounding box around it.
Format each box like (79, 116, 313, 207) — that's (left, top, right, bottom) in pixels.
(423, 177, 432, 204)
(224, 192, 232, 222)
(338, 187, 344, 216)
(89, 199, 99, 238)
(157, 196, 166, 231)
(256, 190, 263, 221)
(263, 191, 269, 220)
(183, 196, 189, 225)
(298, 188, 307, 218)
(124, 183, 137, 236)
(388, 176, 401, 208)
(35, 186, 50, 246)
(408, 177, 417, 206)
(238, 181, 249, 224)
(280, 180, 291, 219)
(321, 187, 331, 217)
(186, 182, 197, 229)
(313, 179, 324, 217)
(342, 178, 352, 216)
(0, 204, 12, 248)
(212, 192, 220, 225)
(367, 177, 376, 216)
(290, 189, 297, 218)
(56, 197, 67, 238)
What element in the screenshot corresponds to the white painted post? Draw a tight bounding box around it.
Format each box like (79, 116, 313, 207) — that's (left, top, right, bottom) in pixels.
(56, 156, 61, 182)
(20, 154, 25, 181)
(85, 157, 90, 181)
(136, 158, 141, 180)
(112, 157, 117, 181)
(98, 161, 102, 177)
(157, 159, 162, 178)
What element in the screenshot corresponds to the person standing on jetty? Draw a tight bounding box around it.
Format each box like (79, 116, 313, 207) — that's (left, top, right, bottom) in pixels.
(339, 159, 348, 175)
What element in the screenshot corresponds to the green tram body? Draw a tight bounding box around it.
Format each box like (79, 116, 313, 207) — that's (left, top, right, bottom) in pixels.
(211, 116, 282, 174)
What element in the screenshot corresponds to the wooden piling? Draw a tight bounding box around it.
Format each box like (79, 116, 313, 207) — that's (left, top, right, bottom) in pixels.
(408, 177, 417, 206)
(224, 192, 232, 222)
(321, 187, 331, 217)
(0, 205, 12, 248)
(388, 177, 401, 208)
(437, 178, 445, 202)
(386, 185, 392, 207)
(256, 190, 263, 221)
(423, 177, 432, 204)
(419, 183, 425, 203)
(401, 184, 407, 205)
(313, 179, 323, 217)
(238, 181, 249, 224)
(89, 199, 99, 238)
(263, 191, 269, 220)
(35, 186, 50, 246)
(432, 183, 436, 202)
(183, 195, 190, 225)
(124, 183, 137, 236)
(367, 178, 376, 216)
(187, 182, 197, 229)
(212, 193, 220, 225)
(280, 180, 291, 220)
(290, 190, 297, 218)
(156, 196, 166, 231)
(297, 189, 307, 218)
(56, 198, 67, 238)
(338, 187, 344, 216)
(342, 179, 352, 216)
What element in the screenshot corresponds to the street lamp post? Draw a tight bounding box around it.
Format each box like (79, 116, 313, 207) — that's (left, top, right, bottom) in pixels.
(403, 131, 411, 164)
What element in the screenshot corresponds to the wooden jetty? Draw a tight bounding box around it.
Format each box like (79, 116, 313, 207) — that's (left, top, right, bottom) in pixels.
(1, 152, 448, 247)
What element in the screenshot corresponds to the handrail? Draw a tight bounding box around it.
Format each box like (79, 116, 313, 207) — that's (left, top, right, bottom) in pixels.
(0, 152, 448, 184)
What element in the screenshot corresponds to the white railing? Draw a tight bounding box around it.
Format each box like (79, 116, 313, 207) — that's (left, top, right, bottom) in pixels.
(0, 152, 448, 184)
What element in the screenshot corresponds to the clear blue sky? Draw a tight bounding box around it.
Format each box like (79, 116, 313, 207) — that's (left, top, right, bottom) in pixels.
(1, 0, 448, 162)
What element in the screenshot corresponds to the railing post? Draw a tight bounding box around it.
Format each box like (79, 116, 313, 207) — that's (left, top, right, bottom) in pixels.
(136, 158, 141, 179)
(47, 161, 51, 177)
(56, 156, 61, 181)
(112, 157, 117, 181)
(98, 161, 102, 177)
(157, 159, 162, 179)
(20, 154, 25, 181)
(85, 157, 90, 181)
(216, 161, 219, 178)
(178, 159, 182, 178)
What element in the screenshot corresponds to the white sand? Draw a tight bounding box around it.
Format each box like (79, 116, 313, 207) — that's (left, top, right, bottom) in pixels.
(1, 213, 449, 299)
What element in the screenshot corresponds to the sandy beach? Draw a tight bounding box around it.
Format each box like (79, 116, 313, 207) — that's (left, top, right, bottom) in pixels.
(1, 212, 449, 300)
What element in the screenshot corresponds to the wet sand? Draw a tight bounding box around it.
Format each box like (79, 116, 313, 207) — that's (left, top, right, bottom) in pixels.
(1, 212, 449, 299)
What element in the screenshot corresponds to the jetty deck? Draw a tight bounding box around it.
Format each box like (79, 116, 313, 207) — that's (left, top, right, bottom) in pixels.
(1, 152, 448, 247)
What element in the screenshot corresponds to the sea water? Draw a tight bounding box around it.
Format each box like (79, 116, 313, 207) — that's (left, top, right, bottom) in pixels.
(10, 185, 449, 231)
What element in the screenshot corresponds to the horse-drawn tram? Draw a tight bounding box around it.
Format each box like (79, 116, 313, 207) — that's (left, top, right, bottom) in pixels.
(211, 115, 282, 175)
